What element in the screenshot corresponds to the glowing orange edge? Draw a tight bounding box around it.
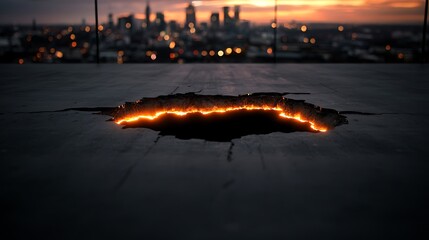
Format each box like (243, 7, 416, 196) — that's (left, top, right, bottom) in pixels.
(115, 106, 328, 132)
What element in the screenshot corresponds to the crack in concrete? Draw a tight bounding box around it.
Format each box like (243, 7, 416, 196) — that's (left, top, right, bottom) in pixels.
(227, 142, 235, 162)
(222, 179, 235, 189)
(168, 86, 180, 95)
(115, 135, 162, 191)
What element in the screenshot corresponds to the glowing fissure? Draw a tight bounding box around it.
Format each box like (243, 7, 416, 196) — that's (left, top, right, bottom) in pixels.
(115, 105, 327, 132)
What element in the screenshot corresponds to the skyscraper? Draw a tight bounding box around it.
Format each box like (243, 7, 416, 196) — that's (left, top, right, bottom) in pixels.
(108, 13, 114, 30)
(156, 12, 166, 31)
(234, 6, 240, 22)
(117, 14, 135, 32)
(145, 0, 151, 29)
(223, 6, 231, 28)
(210, 12, 220, 30)
(186, 2, 196, 29)
(32, 19, 37, 31)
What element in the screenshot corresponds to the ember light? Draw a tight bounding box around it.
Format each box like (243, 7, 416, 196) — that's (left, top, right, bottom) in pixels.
(107, 93, 348, 134)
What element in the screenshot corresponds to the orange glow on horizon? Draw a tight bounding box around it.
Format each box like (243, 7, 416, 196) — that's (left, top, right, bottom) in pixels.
(6, 0, 422, 25)
(117, 0, 423, 25)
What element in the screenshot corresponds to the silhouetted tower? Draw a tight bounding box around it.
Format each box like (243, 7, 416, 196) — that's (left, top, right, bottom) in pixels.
(32, 19, 37, 31)
(234, 6, 240, 22)
(108, 13, 114, 29)
(168, 20, 179, 33)
(185, 2, 196, 29)
(210, 12, 220, 30)
(156, 12, 166, 31)
(223, 6, 231, 28)
(145, 0, 151, 28)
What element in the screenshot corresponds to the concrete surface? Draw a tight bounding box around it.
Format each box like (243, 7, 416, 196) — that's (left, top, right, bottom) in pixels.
(1, 64, 429, 239)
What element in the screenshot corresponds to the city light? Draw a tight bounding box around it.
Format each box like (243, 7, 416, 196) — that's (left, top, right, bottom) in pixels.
(169, 42, 176, 49)
(117, 50, 124, 64)
(1, 0, 424, 64)
(55, 51, 63, 58)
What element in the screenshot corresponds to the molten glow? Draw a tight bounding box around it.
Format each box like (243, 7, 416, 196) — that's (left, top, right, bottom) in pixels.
(115, 106, 328, 132)
(279, 113, 327, 132)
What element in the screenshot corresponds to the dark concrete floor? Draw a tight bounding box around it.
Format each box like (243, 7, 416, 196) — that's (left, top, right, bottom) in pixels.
(1, 64, 429, 239)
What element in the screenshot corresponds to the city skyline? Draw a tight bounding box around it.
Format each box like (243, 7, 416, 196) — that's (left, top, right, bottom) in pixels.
(0, 0, 426, 26)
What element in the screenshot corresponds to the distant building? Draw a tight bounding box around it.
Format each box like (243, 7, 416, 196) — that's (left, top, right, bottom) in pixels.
(234, 6, 240, 22)
(200, 22, 208, 31)
(168, 21, 179, 33)
(117, 14, 135, 32)
(155, 12, 166, 31)
(223, 6, 231, 28)
(210, 12, 220, 30)
(32, 19, 37, 31)
(134, 18, 144, 31)
(145, 0, 151, 29)
(117, 17, 127, 31)
(239, 20, 250, 34)
(185, 3, 197, 29)
(108, 13, 114, 30)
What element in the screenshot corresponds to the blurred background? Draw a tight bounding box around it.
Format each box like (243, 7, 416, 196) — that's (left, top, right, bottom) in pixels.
(0, 0, 427, 64)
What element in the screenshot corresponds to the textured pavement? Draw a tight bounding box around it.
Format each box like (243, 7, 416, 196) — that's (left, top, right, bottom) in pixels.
(1, 64, 429, 239)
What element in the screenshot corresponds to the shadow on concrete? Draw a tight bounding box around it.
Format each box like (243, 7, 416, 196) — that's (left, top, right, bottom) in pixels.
(122, 109, 318, 142)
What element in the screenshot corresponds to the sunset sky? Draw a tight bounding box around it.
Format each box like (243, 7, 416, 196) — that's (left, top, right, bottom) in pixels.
(0, 0, 426, 25)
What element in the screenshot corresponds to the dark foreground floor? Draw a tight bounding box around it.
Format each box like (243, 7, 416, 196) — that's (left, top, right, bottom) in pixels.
(1, 64, 428, 239)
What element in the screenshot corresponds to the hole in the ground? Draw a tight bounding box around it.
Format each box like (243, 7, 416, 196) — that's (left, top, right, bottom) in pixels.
(102, 93, 348, 142)
(123, 109, 317, 142)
